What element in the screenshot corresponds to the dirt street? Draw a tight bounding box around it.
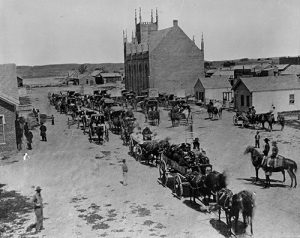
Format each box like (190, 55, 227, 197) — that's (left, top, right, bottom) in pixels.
(0, 85, 300, 238)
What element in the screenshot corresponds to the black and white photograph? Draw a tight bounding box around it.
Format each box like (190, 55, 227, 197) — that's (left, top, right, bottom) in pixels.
(0, 0, 300, 237)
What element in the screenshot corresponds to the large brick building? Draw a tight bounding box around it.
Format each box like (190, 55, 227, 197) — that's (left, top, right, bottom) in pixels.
(123, 9, 204, 95)
(0, 64, 19, 153)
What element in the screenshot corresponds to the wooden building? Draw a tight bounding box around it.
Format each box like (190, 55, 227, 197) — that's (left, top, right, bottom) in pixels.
(0, 64, 19, 153)
(124, 9, 204, 95)
(232, 75, 300, 113)
(194, 76, 232, 103)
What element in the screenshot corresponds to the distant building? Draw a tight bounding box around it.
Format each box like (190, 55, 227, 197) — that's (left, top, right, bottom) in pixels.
(124, 9, 204, 95)
(99, 73, 122, 84)
(281, 65, 300, 77)
(194, 76, 232, 103)
(232, 75, 300, 113)
(0, 64, 19, 153)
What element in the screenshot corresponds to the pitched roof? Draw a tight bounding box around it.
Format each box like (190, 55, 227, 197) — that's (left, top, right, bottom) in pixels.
(149, 27, 172, 51)
(275, 64, 289, 71)
(199, 76, 232, 89)
(99, 72, 122, 78)
(0, 64, 19, 105)
(233, 75, 300, 92)
(91, 70, 102, 77)
(281, 65, 300, 75)
(212, 69, 234, 77)
(233, 64, 259, 70)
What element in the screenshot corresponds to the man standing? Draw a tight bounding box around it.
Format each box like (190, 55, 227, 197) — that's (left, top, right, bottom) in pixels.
(24, 122, 29, 137)
(27, 130, 33, 150)
(254, 131, 260, 148)
(122, 159, 128, 186)
(261, 138, 271, 188)
(32, 186, 43, 233)
(40, 123, 47, 141)
(51, 115, 55, 125)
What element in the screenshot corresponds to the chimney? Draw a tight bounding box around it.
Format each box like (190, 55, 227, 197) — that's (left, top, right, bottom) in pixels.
(173, 20, 178, 27)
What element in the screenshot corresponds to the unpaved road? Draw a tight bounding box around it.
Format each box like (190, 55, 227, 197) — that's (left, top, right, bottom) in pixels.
(0, 85, 300, 238)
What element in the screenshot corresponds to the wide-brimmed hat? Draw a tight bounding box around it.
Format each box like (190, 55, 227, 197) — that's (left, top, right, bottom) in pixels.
(272, 141, 277, 145)
(264, 138, 270, 143)
(35, 186, 42, 191)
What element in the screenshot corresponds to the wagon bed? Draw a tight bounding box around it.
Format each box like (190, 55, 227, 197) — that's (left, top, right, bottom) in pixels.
(159, 153, 212, 198)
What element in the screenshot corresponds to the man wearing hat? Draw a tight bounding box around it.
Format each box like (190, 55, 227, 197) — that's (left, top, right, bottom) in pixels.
(193, 138, 200, 151)
(32, 186, 43, 232)
(262, 138, 271, 188)
(270, 141, 279, 168)
(261, 138, 270, 166)
(122, 159, 128, 186)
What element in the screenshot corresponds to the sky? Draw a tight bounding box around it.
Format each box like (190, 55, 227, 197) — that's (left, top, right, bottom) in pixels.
(0, 0, 300, 65)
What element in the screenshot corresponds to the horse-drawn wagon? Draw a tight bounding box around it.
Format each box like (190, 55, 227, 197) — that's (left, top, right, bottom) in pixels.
(109, 106, 124, 134)
(88, 113, 108, 144)
(158, 145, 212, 199)
(121, 116, 136, 145)
(129, 129, 161, 166)
(144, 98, 160, 126)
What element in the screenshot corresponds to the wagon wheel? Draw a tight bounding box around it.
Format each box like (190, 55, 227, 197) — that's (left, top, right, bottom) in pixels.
(233, 115, 237, 125)
(159, 160, 168, 186)
(134, 144, 142, 161)
(173, 174, 183, 199)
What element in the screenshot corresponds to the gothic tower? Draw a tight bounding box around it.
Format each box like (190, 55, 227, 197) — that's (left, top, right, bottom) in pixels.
(135, 8, 159, 44)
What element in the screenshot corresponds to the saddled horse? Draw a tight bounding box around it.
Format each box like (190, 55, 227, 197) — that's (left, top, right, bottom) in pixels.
(230, 190, 256, 235)
(244, 146, 297, 188)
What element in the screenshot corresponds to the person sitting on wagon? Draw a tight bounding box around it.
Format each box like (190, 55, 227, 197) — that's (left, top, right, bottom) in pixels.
(142, 127, 152, 141)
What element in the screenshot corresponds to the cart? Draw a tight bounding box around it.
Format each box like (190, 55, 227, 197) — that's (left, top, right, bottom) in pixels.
(129, 132, 160, 166)
(109, 106, 124, 134)
(158, 151, 212, 199)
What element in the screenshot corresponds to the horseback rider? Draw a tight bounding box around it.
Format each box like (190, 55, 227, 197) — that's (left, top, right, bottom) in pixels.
(270, 141, 279, 167)
(261, 138, 270, 166)
(261, 138, 271, 188)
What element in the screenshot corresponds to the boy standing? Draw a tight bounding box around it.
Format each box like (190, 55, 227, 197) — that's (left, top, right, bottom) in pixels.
(122, 159, 128, 186)
(254, 131, 260, 148)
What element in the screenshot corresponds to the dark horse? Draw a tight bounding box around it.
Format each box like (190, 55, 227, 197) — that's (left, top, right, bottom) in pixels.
(244, 146, 297, 188)
(187, 170, 227, 205)
(207, 104, 222, 120)
(230, 190, 256, 235)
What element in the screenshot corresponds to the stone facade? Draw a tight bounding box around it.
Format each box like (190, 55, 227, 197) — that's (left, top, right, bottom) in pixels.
(0, 64, 19, 153)
(0, 99, 17, 153)
(124, 10, 204, 95)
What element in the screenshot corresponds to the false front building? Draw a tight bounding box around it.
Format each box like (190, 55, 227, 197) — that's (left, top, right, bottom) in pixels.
(123, 9, 204, 95)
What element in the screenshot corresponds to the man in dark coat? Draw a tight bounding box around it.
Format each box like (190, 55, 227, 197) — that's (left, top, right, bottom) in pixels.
(39, 123, 47, 141)
(24, 122, 29, 136)
(27, 130, 33, 150)
(261, 138, 271, 188)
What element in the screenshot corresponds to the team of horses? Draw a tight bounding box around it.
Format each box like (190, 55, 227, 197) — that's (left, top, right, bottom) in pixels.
(235, 111, 285, 131)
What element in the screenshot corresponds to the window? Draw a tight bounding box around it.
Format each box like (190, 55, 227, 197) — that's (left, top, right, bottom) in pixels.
(289, 94, 295, 104)
(0, 115, 5, 144)
(246, 96, 250, 107)
(241, 95, 244, 106)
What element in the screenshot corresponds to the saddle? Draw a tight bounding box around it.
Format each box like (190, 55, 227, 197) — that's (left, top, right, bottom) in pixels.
(267, 155, 283, 168)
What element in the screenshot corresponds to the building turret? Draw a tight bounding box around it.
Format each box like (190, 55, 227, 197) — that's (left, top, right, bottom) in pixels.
(201, 32, 204, 52)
